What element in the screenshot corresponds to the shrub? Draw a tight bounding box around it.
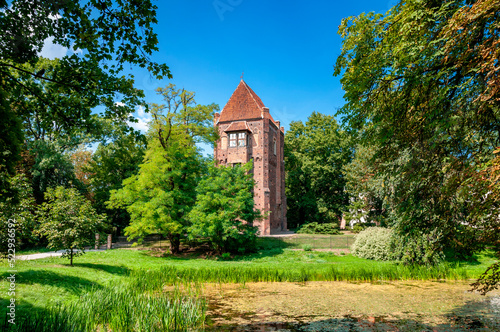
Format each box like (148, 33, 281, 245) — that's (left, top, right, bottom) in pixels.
(302, 244, 313, 251)
(351, 227, 393, 261)
(297, 222, 340, 235)
(351, 222, 376, 234)
(390, 229, 445, 266)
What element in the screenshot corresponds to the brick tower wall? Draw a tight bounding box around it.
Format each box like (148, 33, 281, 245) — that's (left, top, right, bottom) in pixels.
(214, 117, 286, 235)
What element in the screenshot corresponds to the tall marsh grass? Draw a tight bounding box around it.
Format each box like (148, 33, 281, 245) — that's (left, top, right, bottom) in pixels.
(129, 262, 470, 291)
(3, 284, 206, 332)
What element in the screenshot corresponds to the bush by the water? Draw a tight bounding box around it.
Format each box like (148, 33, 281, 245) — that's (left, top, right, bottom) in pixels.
(390, 229, 445, 266)
(351, 227, 393, 261)
(297, 222, 340, 235)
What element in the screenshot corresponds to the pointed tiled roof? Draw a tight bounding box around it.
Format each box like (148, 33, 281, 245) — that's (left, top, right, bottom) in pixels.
(218, 80, 269, 123)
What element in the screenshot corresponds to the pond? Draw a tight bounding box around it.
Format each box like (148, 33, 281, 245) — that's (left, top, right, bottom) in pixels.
(203, 281, 500, 331)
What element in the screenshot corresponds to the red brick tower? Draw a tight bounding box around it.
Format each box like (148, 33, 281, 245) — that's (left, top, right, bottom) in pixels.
(214, 80, 287, 235)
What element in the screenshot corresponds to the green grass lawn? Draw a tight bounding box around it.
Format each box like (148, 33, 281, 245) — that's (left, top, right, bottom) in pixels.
(281, 234, 355, 249)
(0, 238, 497, 330)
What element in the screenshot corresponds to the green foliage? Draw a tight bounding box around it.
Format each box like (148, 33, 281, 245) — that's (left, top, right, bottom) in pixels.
(334, 0, 500, 290)
(36, 186, 105, 265)
(351, 227, 393, 261)
(128, 258, 472, 286)
(28, 140, 84, 204)
(0, 79, 23, 203)
(1, 0, 169, 207)
(471, 262, 500, 296)
(9, 283, 205, 332)
(2, 0, 170, 121)
(0, 174, 38, 255)
(390, 229, 445, 266)
(302, 244, 313, 251)
(285, 112, 353, 228)
(351, 222, 376, 234)
(296, 222, 340, 235)
(85, 128, 146, 235)
(188, 162, 260, 254)
(108, 85, 218, 254)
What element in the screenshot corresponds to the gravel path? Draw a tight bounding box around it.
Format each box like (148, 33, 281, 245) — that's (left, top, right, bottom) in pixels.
(17, 249, 106, 261)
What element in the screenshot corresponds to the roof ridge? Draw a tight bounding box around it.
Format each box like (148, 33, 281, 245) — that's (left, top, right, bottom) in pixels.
(241, 80, 264, 114)
(218, 80, 268, 123)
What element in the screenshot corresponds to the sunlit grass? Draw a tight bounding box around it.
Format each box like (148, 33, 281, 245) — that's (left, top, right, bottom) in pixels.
(2, 283, 206, 332)
(0, 240, 497, 331)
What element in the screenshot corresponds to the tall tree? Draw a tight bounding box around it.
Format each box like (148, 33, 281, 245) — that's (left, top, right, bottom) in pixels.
(85, 129, 146, 236)
(334, 0, 500, 288)
(285, 112, 352, 228)
(0, 79, 23, 202)
(0, 174, 38, 255)
(108, 85, 218, 253)
(0, 0, 170, 199)
(187, 162, 260, 254)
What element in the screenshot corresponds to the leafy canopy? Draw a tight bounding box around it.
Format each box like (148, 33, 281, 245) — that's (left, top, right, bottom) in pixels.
(188, 162, 261, 254)
(36, 186, 105, 266)
(285, 112, 352, 228)
(108, 84, 218, 253)
(334, 0, 500, 290)
(0, 0, 170, 200)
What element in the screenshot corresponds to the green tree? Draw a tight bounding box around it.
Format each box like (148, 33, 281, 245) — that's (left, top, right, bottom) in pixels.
(85, 129, 146, 235)
(188, 162, 261, 254)
(0, 79, 24, 203)
(334, 0, 499, 288)
(342, 143, 392, 227)
(0, 174, 37, 255)
(284, 112, 352, 228)
(108, 85, 218, 253)
(0, 0, 170, 197)
(36, 186, 105, 266)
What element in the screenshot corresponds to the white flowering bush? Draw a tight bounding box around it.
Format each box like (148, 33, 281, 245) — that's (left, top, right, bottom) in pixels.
(351, 227, 393, 261)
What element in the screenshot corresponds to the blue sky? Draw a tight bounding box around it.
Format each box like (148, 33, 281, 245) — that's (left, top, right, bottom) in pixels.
(40, 0, 396, 142)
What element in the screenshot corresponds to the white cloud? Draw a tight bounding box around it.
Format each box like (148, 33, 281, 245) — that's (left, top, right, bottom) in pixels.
(136, 105, 146, 118)
(127, 105, 151, 133)
(128, 118, 149, 132)
(38, 36, 68, 59)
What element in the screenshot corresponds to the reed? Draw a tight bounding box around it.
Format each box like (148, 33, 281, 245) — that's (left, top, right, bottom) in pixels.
(128, 262, 470, 291)
(3, 284, 206, 332)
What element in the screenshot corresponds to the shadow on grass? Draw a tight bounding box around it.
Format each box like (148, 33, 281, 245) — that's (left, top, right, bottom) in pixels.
(72, 263, 130, 275)
(136, 238, 294, 262)
(0, 270, 101, 296)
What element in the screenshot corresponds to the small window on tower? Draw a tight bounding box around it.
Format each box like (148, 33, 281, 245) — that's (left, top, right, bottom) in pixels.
(273, 138, 277, 155)
(229, 133, 237, 147)
(238, 132, 246, 147)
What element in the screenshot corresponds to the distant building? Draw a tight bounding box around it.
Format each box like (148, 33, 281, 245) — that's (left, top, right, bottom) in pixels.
(214, 80, 287, 235)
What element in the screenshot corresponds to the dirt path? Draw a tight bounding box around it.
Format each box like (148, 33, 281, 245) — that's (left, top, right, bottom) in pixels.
(17, 249, 105, 261)
(203, 281, 500, 331)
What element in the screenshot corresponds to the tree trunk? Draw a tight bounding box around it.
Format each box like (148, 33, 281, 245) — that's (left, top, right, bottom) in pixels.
(70, 248, 73, 266)
(169, 234, 181, 254)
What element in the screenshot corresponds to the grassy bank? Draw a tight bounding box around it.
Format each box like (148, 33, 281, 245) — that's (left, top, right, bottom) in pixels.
(0, 241, 497, 330)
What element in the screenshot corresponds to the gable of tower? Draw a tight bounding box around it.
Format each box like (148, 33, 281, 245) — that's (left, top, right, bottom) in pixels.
(217, 80, 275, 123)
